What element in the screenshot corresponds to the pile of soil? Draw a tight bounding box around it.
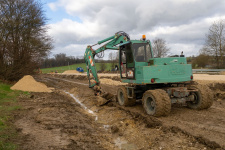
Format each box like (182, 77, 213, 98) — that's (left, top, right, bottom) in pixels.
(100, 78, 126, 86)
(62, 70, 79, 74)
(11, 75, 52, 92)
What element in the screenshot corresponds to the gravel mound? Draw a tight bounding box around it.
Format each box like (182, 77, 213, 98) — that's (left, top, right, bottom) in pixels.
(11, 75, 52, 92)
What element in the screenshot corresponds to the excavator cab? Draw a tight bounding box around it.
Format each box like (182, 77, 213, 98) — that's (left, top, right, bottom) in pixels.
(119, 41, 153, 80)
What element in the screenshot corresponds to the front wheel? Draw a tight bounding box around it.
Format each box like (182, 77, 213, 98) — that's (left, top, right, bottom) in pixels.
(117, 86, 136, 106)
(142, 89, 171, 117)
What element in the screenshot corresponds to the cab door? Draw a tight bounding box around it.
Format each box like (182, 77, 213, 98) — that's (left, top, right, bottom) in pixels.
(119, 43, 135, 79)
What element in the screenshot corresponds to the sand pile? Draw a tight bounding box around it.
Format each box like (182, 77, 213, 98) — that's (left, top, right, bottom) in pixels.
(62, 70, 79, 74)
(11, 75, 53, 92)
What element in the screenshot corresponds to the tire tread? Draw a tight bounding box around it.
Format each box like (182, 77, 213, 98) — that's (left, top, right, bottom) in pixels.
(143, 89, 171, 117)
(117, 86, 136, 106)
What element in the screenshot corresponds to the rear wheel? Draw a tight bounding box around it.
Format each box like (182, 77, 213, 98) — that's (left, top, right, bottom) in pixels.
(187, 84, 213, 109)
(117, 86, 136, 106)
(142, 89, 171, 117)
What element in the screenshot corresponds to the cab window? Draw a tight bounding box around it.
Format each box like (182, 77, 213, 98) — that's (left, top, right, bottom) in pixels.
(133, 43, 152, 62)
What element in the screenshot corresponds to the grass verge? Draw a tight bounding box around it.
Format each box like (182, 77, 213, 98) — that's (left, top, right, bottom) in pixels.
(0, 82, 29, 150)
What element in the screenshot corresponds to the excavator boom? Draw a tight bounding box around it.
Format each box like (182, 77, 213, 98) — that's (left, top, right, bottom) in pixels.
(84, 31, 129, 94)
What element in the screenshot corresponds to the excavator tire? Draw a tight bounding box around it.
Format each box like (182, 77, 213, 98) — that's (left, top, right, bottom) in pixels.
(142, 89, 171, 117)
(117, 86, 136, 106)
(187, 84, 213, 109)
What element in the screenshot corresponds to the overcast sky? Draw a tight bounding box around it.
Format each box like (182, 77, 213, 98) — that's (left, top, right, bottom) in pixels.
(42, 0, 225, 59)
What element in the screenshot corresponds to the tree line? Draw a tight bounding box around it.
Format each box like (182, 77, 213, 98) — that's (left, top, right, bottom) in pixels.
(41, 53, 85, 68)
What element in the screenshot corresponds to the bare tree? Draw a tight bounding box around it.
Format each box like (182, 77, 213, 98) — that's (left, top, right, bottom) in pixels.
(152, 38, 170, 58)
(203, 19, 225, 68)
(0, 0, 52, 81)
(109, 52, 117, 70)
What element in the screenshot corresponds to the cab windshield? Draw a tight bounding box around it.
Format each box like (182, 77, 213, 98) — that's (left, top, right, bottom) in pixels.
(132, 43, 152, 62)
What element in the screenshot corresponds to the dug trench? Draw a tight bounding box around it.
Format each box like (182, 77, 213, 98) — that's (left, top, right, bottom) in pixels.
(12, 74, 225, 149)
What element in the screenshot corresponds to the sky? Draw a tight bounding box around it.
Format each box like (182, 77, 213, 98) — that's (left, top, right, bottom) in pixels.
(41, 0, 225, 59)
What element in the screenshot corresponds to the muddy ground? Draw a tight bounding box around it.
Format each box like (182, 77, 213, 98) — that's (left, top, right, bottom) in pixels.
(12, 74, 225, 150)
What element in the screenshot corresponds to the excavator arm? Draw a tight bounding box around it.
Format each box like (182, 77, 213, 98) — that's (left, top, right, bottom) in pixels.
(84, 31, 129, 95)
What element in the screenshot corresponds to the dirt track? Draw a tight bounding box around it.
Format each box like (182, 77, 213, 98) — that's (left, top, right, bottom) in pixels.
(13, 74, 225, 150)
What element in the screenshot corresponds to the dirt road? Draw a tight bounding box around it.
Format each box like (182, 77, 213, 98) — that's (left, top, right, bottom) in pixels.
(13, 74, 225, 150)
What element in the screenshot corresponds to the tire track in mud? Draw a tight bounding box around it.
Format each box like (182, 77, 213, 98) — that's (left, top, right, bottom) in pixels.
(35, 75, 224, 149)
(115, 104, 222, 149)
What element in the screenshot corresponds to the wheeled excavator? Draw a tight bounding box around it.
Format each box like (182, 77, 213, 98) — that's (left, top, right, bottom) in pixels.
(84, 31, 213, 116)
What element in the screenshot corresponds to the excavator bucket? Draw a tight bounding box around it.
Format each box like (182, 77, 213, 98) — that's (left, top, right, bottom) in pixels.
(101, 92, 114, 100)
(98, 92, 114, 106)
(93, 85, 114, 106)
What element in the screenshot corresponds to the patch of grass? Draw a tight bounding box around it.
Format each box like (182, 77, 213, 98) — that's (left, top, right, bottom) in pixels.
(0, 141, 16, 150)
(0, 82, 28, 150)
(0, 120, 6, 131)
(41, 63, 115, 73)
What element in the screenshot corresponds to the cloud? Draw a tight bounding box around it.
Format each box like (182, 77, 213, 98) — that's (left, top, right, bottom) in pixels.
(47, 19, 101, 46)
(50, 44, 87, 57)
(46, 0, 225, 58)
(168, 43, 203, 56)
(48, 2, 58, 11)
